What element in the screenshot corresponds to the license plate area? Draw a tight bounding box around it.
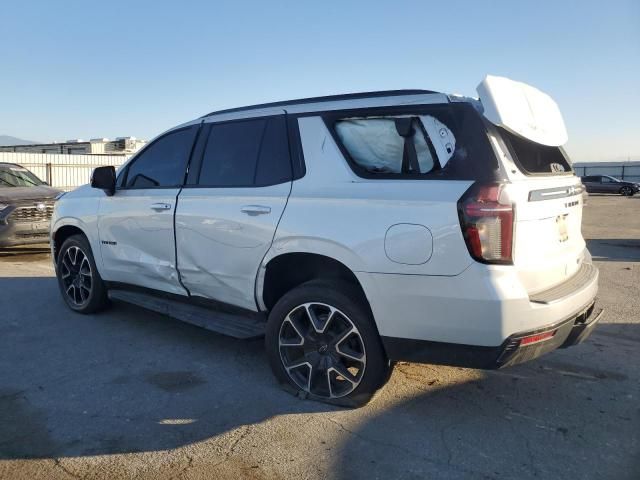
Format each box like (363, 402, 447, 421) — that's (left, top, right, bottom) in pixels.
(15, 221, 50, 232)
(556, 214, 569, 243)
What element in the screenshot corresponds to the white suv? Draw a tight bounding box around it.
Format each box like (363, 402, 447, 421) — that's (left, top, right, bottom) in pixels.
(51, 76, 601, 407)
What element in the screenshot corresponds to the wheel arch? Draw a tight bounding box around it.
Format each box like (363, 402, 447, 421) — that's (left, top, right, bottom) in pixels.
(52, 223, 89, 261)
(258, 250, 373, 318)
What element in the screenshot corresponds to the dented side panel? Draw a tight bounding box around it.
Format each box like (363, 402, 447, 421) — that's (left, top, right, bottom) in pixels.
(175, 183, 290, 311)
(97, 188, 186, 295)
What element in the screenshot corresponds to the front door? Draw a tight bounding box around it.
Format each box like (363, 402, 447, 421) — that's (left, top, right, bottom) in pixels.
(98, 125, 198, 295)
(175, 115, 292, 310)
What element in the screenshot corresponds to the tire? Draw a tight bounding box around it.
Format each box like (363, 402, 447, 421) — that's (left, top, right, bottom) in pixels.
(56, 234, 109, 314)
(265, 279, 390, 408)
(620, 186, 634, 196)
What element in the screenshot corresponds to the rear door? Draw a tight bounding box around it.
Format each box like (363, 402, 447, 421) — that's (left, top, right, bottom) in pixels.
(478, 76, 591, 294)
(493, 126, 586, 294)
(175, 115, 292, 310)
(98, 126, 198, 295)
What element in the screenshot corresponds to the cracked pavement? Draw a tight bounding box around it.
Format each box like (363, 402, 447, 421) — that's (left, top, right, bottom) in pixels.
(0, 195, 639, 479)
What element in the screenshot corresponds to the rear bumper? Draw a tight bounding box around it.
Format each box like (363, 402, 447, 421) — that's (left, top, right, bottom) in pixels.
(382, 301, 603, 369)
(357, 252, 599, 348)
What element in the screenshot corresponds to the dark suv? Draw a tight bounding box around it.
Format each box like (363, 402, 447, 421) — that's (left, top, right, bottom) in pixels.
(0, 163, 61, 247)
(581, 175, 640, 196)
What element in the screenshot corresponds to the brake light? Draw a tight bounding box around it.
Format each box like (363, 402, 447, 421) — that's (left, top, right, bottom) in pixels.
(458, 183, 514, 264)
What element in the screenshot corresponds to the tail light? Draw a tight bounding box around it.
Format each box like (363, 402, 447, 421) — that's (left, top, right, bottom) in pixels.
(457, 183, 514, 264)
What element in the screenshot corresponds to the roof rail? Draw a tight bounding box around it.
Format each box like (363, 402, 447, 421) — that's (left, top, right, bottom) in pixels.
(201, 89, 439, 118)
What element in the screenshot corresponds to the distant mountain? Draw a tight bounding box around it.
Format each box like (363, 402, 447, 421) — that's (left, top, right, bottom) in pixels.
(0, 135, 39, 146)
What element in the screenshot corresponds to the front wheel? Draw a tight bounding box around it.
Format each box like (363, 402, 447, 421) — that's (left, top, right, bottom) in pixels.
(265, 280, 390, 407)
(56, 234, 109, 314)
(620, 186, 634, 196)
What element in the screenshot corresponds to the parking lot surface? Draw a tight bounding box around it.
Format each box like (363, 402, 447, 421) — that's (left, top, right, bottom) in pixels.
(0, 195, 638, 480)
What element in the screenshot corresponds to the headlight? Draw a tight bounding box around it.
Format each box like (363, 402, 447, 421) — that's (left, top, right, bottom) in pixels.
(0, 203, 10, 220)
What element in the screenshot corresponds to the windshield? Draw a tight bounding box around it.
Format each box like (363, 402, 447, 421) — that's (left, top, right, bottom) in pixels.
(0, 165, 44, 187)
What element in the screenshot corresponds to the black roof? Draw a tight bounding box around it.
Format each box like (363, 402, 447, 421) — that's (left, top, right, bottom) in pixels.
(202, 89, 440, 118)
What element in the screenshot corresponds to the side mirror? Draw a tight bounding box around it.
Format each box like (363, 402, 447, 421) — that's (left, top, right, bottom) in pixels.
(91, 166, 116, 196)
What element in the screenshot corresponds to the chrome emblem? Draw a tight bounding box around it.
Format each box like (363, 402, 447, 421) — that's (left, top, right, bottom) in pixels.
(36, 203, 46, 211)
(550, 163, 565, 173)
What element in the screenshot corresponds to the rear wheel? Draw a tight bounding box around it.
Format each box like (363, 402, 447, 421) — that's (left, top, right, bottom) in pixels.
(265, 280, 390, 407)
(620, 186, 634, 196)
(56, 234, 109, 313)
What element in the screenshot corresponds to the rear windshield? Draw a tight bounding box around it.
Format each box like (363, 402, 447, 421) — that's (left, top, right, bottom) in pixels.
(498, 127, 572, 175)
(0, 165, 44, 187)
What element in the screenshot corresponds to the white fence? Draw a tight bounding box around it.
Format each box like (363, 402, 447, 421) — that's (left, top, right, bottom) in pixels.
(0, 152, 130, 191)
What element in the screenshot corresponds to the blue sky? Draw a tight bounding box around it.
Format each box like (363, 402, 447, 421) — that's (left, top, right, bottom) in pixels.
(1, 0, 638, 162)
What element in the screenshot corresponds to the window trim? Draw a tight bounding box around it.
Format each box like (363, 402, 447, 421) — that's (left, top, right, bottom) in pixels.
(119, 126, 198, 190)
(285, 112, 306, 181)
(182, 114, 294, 189)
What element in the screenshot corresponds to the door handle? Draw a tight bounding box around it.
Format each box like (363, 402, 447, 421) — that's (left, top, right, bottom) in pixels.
(240, 205, 271, 216)
(150, 202, 172, 211)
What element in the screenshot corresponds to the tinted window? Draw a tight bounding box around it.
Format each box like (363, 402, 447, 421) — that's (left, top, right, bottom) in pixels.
(197, 116, 291, 187)
(125, 127, 196, 188)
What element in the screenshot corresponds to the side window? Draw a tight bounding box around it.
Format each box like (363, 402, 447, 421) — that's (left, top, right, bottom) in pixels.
(124, 127, 196, 188)
(601, 176, 611, 183)
(197, 116, 291, 187)
(332, 117, 439, 175)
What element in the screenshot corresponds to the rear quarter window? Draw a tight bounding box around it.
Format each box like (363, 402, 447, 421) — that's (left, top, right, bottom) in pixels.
(334, 117, 437, 175)
(323, 103, 500, 181)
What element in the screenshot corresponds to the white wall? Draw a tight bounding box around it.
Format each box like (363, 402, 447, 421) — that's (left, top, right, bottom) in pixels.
(0, 152, 130, 191)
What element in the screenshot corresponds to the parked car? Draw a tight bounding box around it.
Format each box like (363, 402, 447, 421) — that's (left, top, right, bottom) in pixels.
(51, 76, 601, 407)
(581, 175, 639, 196)
(0, 163, 61, 247)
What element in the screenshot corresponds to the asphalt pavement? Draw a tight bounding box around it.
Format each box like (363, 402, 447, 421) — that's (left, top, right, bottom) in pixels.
(0, 194, 638, 479)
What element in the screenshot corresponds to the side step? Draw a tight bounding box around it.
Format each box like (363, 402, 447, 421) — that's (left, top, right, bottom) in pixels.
(107, 290, 266, 339)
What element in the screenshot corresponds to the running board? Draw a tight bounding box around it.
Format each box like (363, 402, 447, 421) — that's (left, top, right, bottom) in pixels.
(107, 290, 266, 339)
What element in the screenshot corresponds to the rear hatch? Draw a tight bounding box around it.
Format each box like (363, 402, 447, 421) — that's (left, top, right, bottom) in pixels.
(477, 76, 586, 295)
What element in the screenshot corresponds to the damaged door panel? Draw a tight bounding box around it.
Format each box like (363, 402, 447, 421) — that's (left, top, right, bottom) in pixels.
(97, 126, 198, 295)
(175, 115, 292, 310)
